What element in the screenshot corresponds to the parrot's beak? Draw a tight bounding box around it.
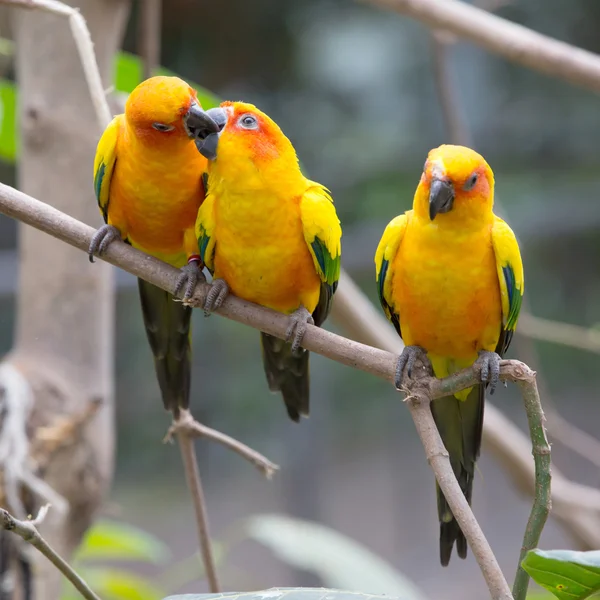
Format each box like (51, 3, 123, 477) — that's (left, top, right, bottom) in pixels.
(194, 107, 227, 160)
(183, 102, 220, 142)
(429, 178, 455, 221)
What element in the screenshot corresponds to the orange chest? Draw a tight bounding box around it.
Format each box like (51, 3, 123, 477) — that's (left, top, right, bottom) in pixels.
(110, 147, 205, 254)
(392, 222, 502, 358)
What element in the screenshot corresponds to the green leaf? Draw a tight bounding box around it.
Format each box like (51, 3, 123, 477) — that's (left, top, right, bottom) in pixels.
(0, 51, 222, 164)
(73, 519, 171, 565)
(522, 549, 600, 600)
(163, 589, 410, 600)
(72, 567, 164, 600)
(243, 515, 427, 600)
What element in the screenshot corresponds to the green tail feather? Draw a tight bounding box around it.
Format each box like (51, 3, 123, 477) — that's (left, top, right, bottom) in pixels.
(137, 278, 192, 415)
(431, 383, 484, 566)
(260, 332, 309, 422)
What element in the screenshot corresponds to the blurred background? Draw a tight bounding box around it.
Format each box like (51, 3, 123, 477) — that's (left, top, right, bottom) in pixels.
(1, 0, 600, 599)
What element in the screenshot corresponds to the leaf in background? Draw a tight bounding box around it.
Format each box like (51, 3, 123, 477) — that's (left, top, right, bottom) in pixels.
(522, 549, 600, 600)
(73, 519, 171, 565)
(243, 515, 428, 600)
(71, 567, 165, 600)
(0, 79, 16, 162)
(163, 588, 409, 600)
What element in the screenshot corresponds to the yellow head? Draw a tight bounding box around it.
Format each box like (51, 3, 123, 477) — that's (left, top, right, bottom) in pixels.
(414, 144, 495, 224)
(124, 76, 219, 148)
(194, 101, 304, 194)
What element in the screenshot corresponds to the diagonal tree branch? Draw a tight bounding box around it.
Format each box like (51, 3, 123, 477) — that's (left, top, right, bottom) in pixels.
(362, 0, 600, 94)
(1, 182, 552, 599)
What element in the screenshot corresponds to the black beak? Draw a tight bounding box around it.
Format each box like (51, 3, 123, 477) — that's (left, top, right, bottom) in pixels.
(194, 107, 227, 160)
(429, 178, 455, 221)
(183, 102, 220, 142)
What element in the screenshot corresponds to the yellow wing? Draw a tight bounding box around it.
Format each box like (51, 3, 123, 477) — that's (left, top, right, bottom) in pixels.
(93, 115, 122, 223)
(299, 181, 342, 326)
(374, 212, 409, 336)
(491, 215, 524, 356)
(195, 191, 217, 273)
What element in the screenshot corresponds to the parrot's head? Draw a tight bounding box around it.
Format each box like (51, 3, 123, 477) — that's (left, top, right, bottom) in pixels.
(125, 76, 219, 147)
(416, 144, 495, 223)
(193, 101, 302, 189)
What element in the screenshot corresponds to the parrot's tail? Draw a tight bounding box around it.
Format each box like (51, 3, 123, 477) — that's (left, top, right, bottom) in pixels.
(138, 278, 193, 416)
(431, 383, 485, 566)
(260, 332, 309, 422)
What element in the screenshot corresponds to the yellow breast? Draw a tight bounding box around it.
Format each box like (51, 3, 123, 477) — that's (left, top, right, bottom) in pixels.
(393, 214, 502, 363)
(212, 189, 320, 314)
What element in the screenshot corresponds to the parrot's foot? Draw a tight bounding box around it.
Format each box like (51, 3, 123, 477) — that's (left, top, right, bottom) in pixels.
(174, 261, 206, 302)
(395, 345, 427, 390)
(88, 224, 121, 263)
(285, 306, 314, 354)
(204, 278, 230, 315)
(477, 350, 501, 394)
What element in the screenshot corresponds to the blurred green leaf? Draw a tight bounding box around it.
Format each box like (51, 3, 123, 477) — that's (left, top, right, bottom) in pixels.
(163, 589, 409, 600)
(73, 519, 170, 564)
(0, 51, 221, 164)
(244, 515, 428, 600)
(522, 549, 600, 600)
(63, 567, 164, 600)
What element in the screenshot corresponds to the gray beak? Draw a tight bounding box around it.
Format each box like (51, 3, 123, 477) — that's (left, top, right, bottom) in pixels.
(194, 107, 227, 160)
(429, 178, 455, 220)
(183, 102, 220, 141)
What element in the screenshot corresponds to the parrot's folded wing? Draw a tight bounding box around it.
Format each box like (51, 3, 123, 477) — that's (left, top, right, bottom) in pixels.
(491, 215, 524, 356)
(195, 192, 217, 273)
(93, 115, 121, 223)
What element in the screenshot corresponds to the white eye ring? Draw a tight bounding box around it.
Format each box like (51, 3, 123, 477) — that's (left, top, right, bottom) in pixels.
(152, 122, 175, 132)
(238, 114, 258, 130)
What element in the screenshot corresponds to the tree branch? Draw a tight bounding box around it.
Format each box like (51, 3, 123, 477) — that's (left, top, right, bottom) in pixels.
(363, 0, 600, 94)
(0, 505, 101, 600)
(137, 0, 161, 80)
(1, 182, 553, 598)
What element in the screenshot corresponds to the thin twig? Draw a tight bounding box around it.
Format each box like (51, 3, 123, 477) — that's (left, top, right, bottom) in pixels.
(363, 0, 600, 94)
(0, 0, 111, 129)
(137, 0, 161, 80)
(510, 369, 552, 600)
(174, 411, 220, 592)
(164, 410, 279, 479)
(0, 505, 101, 600)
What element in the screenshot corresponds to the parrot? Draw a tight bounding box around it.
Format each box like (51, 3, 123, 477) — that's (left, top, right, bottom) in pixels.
(192, 101, 342, 422)
(88, 76, 220, 416)
(374, 144, 524, 565)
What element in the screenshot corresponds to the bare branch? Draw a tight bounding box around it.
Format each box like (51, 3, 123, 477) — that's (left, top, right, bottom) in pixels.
(174, 412, 220, 592)
(164, 410, 279, 479)
(363, 0, 600, 94)
(0, 505, 101, 600)
(0, 0, 112, 128)
(137, 0, 161, 80)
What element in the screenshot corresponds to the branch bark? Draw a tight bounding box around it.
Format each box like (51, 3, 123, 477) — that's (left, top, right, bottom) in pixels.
(363, 0, 600, 94)
(1, 0, 129, 598)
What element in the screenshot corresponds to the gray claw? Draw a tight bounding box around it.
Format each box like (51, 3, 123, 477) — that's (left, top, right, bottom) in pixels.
(478, 350, 501, 394)
(175, 262, 205, 301)
(285, 306, 314, 353)
(204, 278, 230, 315)
(88, 224, 121, 263)
(394, 345, 426, 389)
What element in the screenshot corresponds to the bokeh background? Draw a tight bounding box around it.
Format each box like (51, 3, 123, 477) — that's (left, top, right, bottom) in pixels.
(1, 0, 600, 598)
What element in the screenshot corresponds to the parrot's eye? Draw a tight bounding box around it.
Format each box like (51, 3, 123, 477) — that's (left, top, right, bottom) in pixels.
(239, 114, 258, 130)
(152, 122, 175, 132)
(463, 172, 479, 191)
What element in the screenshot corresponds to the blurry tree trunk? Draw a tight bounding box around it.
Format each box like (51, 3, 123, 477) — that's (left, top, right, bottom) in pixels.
(1, 1, 130, 598)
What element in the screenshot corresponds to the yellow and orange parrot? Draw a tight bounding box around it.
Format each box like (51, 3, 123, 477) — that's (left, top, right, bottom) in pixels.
(89, 76, 219, 415)
(192, 101, 342, 421)
(375, 144, 524, 565)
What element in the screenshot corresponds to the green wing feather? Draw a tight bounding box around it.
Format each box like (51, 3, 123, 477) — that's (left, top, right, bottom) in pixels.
(93, 115, 121, 223)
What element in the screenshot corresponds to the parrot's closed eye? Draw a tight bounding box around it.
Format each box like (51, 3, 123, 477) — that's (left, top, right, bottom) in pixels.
(463, 172, 478, 191)
(152, 122, 174, 132)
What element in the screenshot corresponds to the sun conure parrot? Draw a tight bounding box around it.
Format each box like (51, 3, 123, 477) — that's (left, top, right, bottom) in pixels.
(374, 144, 524, 565)
(192, 101, 342, 421)
(89, 76, 219, 416)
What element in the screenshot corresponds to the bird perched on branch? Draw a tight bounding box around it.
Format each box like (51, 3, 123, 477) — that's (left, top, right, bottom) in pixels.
(193, 101, 342, 422)
(88, 76, 219, 416)
(374, 144, 524, 565)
